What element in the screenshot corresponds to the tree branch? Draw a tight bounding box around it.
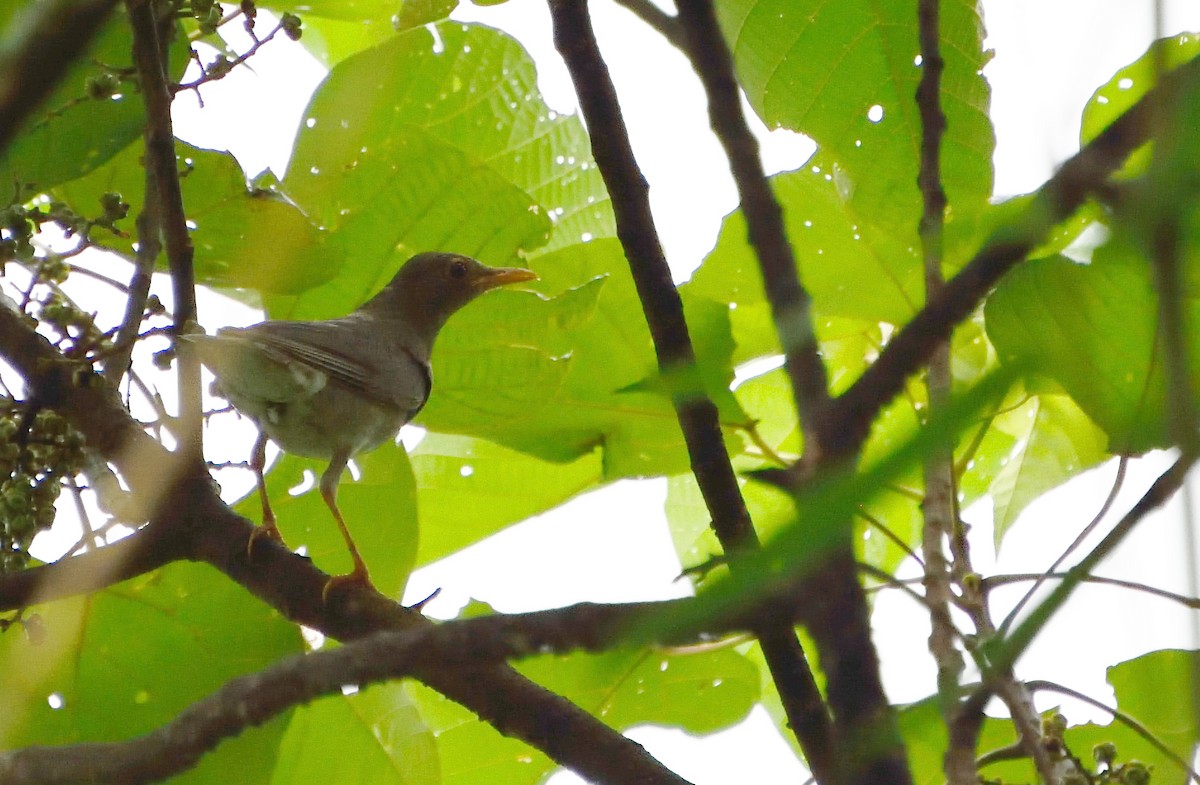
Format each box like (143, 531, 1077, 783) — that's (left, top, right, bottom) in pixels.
(127, 0, 202, 463)
(547, 2, 837, 782)
(669, 1, 839, 777)
(913, 3, 973, 782)
(675, 0, 831, 464)
(0, 596, 772, 785)
(832, 52, 1200, 459)
(610, 0, 685, 49)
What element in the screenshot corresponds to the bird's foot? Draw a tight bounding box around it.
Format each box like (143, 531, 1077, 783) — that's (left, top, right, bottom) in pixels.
(246, 521, 284, 559)
(322, 567, 375, 603)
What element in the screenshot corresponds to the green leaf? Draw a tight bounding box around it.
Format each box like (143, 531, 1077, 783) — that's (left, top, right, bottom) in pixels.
(1080, 33, 1200, 179)
(686, 159, 923, 337)
(275, 22, 610, 320)
(411, 432, 603, 565)
(899, 696, 1035, 785)
(416, 277, 597, 456)
(271, 683, 438, 785)
(0, 11, 190, 191)
(57, 143, 337, 293)
(1063, 649, 1200, 784)
(984, 249, 1172, 453)
(394, 0, 459, 31)
(235, 442, 419, 599)
(519, 646, 760, 734)
(0, 562, 302, 784)
(987, 393, 1109, 546)
(714, 0, 994, 237)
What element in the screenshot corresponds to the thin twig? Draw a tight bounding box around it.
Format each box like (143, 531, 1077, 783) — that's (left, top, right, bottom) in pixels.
(913, 2, 972, 780)
(986, 454, 1197, 678)
(1027, 680, 1200, 785)
(127, 0, 202, 463)
(104, 163, 160, 384)
(998, 456, 1129, 636)
(984, 571, 1200, 610)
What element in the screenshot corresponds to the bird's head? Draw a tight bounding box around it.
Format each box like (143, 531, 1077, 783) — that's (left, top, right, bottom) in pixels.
(362, 252, 538, 339)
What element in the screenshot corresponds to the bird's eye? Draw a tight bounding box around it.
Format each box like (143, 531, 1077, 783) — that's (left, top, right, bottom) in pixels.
(449, 260, 468, 279)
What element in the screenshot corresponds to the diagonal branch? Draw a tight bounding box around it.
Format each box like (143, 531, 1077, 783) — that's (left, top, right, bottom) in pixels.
(672, 1, 832, 463)
(0, 596, 770, 785)
(832, 52, 1200, 460)
(611, 0, 685, 49)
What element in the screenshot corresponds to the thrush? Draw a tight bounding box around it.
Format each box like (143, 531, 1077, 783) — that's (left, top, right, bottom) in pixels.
(186, 252, 537, 593)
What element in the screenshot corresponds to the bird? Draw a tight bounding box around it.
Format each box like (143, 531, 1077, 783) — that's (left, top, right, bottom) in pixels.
(185, 252, 538, 594)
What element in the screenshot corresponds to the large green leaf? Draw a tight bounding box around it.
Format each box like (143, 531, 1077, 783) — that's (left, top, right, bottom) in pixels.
(0, 562, 302, 784)
(498, 240, 748, 478)
(411, 433, 603, 565)
(0, 9, 190, 191)
(271, 683, 438, 785)
(1062, 649, 1200, 784)
(984, 248, 1179, 454)
(714, 0, 994, 240)
(1080, 33, 1200, 179)
(986, 392, 1109, 546)
(56, 143, 336, 294)
(274, 22, 610, 321)
(686, 159, 923, 338)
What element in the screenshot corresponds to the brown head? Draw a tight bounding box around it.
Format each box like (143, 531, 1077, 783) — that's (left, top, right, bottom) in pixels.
(360, 252, 537, 341)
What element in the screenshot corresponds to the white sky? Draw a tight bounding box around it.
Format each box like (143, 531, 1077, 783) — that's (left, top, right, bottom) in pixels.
(28, 1, 1200, 783)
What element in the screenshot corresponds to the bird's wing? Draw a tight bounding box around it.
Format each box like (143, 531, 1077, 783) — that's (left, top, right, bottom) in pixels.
(214, 320, 430, 414)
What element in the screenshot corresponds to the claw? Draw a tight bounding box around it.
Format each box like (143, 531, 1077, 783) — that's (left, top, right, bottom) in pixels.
(322, 566, 374, 602)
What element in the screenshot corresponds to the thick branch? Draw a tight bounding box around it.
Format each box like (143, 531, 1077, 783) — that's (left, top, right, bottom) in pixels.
(674, 0, 831, 462)
(0, 597, 766, 785)
(547, 2, 836, 782)
(0, 0, 119, 155)
(832, 52, 1200, 458)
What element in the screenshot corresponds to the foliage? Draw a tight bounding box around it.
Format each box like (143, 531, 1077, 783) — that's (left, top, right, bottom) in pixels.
(0, 0, 1198, 784)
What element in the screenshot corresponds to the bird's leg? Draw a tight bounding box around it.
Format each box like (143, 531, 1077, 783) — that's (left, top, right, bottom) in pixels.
(320, 450, 373, 599)
(247, 431, 283, 557)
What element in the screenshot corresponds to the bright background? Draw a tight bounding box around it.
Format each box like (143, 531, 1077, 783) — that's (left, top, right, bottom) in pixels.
(30, 1, 1200, 782)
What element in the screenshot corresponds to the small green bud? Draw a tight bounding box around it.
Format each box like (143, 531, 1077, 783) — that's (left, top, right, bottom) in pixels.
(1123, 761, 1150, 785)
(280, 12, 302, 40)
(1094, 741, 1117, 767)
(85, 72, 121, 101)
